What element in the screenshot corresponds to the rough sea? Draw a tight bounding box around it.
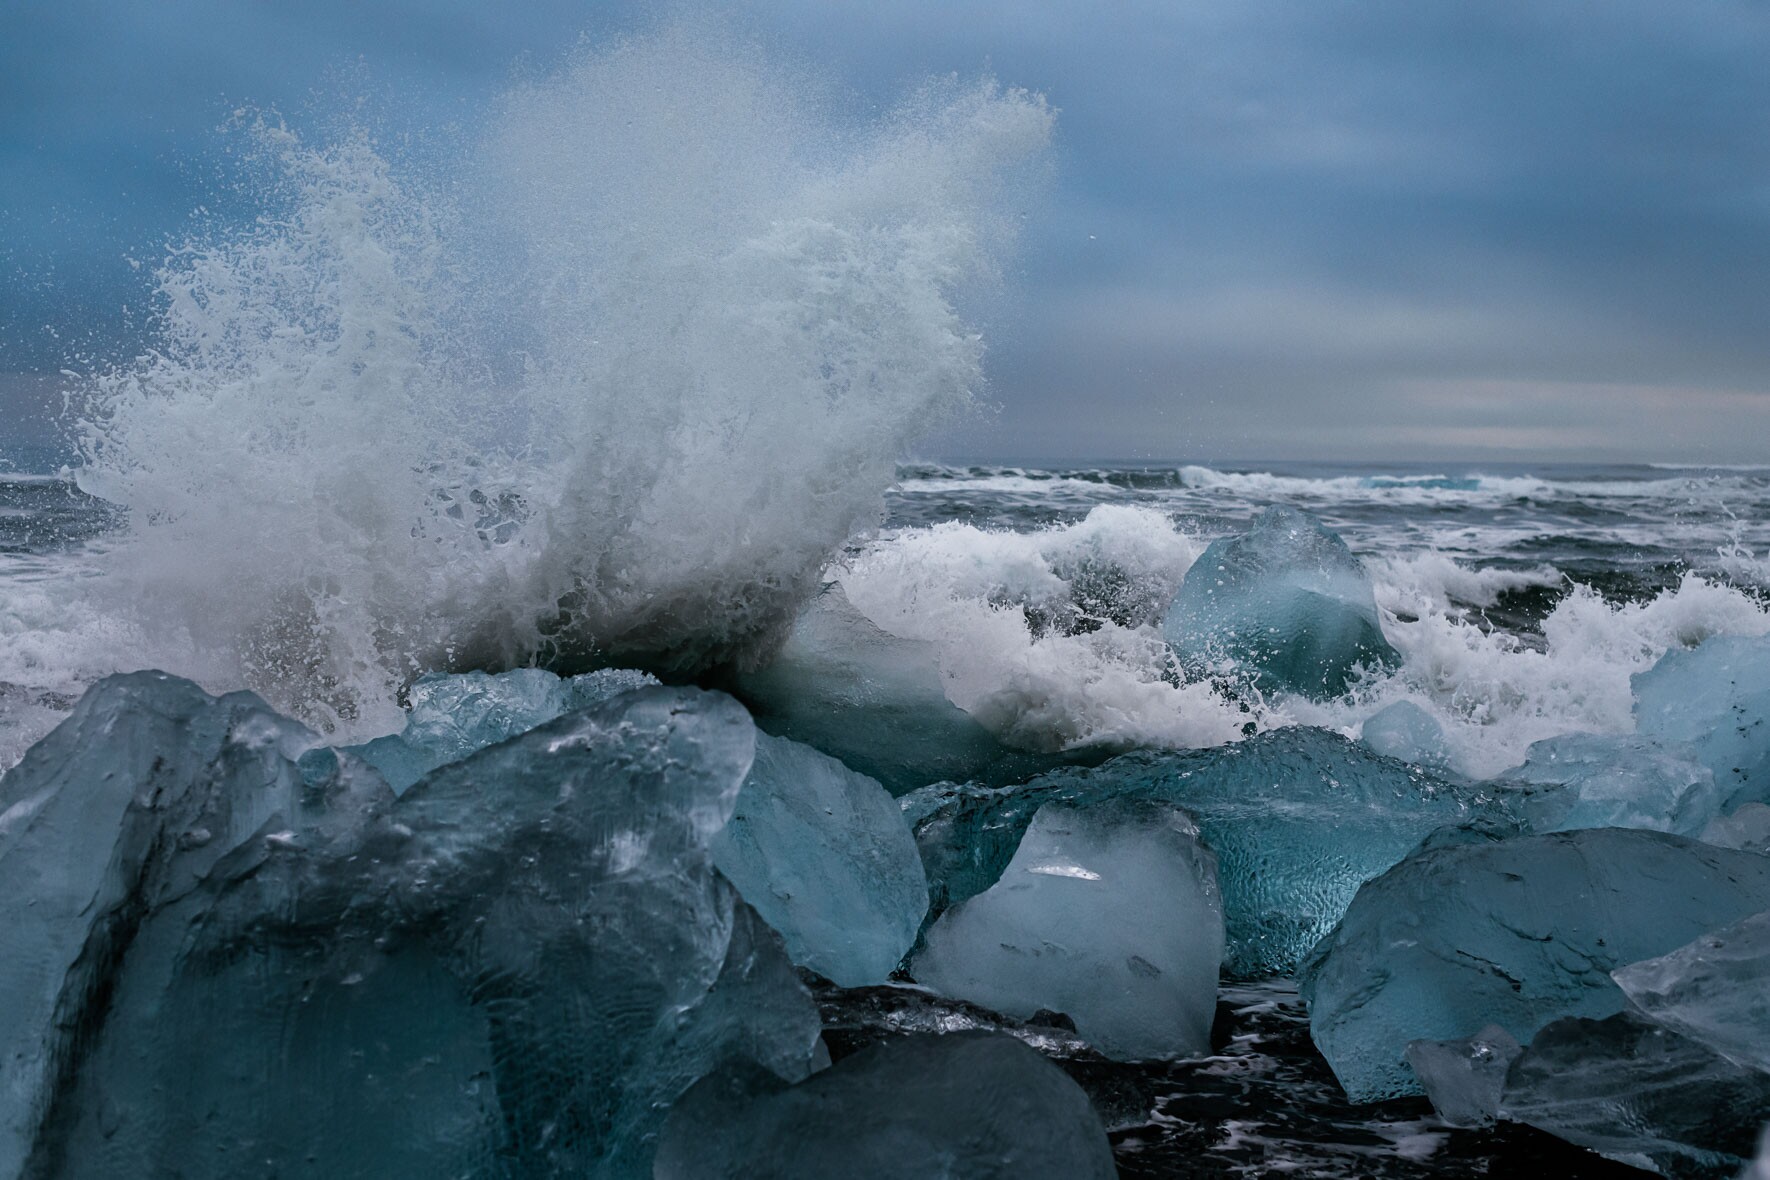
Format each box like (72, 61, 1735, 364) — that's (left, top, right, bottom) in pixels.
(6, 451, 1767, 1176)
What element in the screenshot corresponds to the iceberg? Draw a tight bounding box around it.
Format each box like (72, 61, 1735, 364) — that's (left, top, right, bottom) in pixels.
(1160, 505, 1399, 699)
(911, 799, 1223, 1059)
(1359, 699, 1454, 772)
(1634, 633, 1770, 811)
(731, 587, 1046, 794)
(907, 726, 1506, 977)
(1613, 908, 1770, 1075)
(709, 732, 928, 986)
(1301, 827, 1770, 1103)
(350, 666, 659, 792)
(1493, 732, 1723, 836)
(1500, 1012, 1770, 1177)
(1700, 801, 1770, 853)
(1403, 1025, 1522, 1129)
(6, 677, 822, 1178)
(652, 1032, 1117, 1180)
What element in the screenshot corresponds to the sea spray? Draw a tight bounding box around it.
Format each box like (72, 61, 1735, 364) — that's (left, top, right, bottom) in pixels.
(70, 24, 1053, 730)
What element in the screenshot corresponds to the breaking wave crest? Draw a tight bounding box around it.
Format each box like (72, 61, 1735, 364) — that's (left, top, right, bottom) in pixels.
(68, 25, 1052, 731)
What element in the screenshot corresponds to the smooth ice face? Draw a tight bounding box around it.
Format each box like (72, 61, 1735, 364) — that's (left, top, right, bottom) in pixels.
(652, 1031, 1118, 1180)
(1360, 700, 1453, 772)
(1700, 802, 1770, 853)
(709, 732, 929, 986)
(1403, 1025, 1521, 1128)
(907, 726, 1504, 978)
(16, 681, 822, 1179)
(1160, 505, 1399, 699)
(1634, 633, 1770, 811)
(351, 666, 659, 792)
(1500, 1012, 1770, 1177)
(732, 587, 1041, 794)
(1493, 732, 1723, 836)
(1613, 908, 1770, 1074)
(911, 800, 1223, 1059)
(1301, 828, 1770, 1104)
(0, 671, 331, 1178)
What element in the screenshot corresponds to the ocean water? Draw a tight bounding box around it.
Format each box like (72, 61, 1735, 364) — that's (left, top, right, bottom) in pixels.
(5, 24, 1770, 1177)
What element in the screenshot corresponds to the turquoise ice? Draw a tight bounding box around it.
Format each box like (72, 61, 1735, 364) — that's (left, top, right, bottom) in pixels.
(911, 799, 1223, 1059)
(1161, 505, 1399, 699)
(1494, 731, 1723, 836)
(1634, 633, 1770, 811)
(1301, 827, 1770, 1103)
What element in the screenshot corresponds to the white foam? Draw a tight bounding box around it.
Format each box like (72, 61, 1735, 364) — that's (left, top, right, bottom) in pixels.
(45, 26, 1051, 734)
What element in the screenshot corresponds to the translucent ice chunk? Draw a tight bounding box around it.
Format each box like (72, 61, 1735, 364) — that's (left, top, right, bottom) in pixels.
(351, 666, 659, 792)
(1634, 633, 1770, 811)
(1700, 802, 1770, 853)
(652, 1032, 1117, 1180)
(1403, 1024, 1522, 1128)
(1613, 908, 1770, 1074)
(1301, 828, 1770, 1103)
(732, 587, 1043, 794)
(21, 682, 821, 1179)
(709, 732, 929, 986)
(1160, 505, 1399, 699)
(911, 800, 1223, 1059)
(907, 726, 1506, 978)
(1500, 1012, 1770, 1177)
(1360, 700, 1453, 772)
(1494, 732, 1723, 836)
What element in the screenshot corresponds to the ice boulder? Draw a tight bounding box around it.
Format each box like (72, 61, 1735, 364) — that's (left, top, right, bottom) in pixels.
(16, 682, 822, 1179)
(907, 725, 1508, 977)
(1634, 633, 1770, 811)
(1494, 732, 1723, 836)
(731, 587, 1045, 794)
(1499, 1012, 1770, 1177)
(1613, 908, 1770, 1074)
(1404, 1025, 1522, 1128)
(1700, 802, 1770, 853)
(1160, 505, 1399, 699)
(1301, 827, 1770, 1103)
(911, 800, 1223, 1059)
(652, 1032, 1117, 1180)
(709, 732, 928, 986)
(1359, 700, 1454, 772)
(350, 666, 659, 791)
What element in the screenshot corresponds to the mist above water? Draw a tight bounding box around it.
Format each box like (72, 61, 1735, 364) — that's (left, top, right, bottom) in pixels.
(69, 24, 1052, 731)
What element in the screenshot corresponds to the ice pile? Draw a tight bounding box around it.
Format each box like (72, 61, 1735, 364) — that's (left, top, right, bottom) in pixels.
(911, 800, 1223, 1059)
(1161, 505, 1399, 699)
(1492, 731, 1724, 836)
(1302, 827, 1770, 1104)
(1634, 632, 1770, 810)
(653, 1032, 1117, 1179)
(710, 731, 928, 987)
(909, 725, 1505, 977)
(0, 674, 827, 1177)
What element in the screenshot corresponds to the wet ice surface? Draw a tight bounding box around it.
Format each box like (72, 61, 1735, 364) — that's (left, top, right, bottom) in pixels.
(813, 978, 1652, 1179)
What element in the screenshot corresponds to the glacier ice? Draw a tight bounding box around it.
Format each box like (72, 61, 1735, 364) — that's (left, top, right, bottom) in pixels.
(1301, 827, 1770, 1103)
(3, 675, 822, 1178)
(652, 1031, 1117, 1180)
(1360, 699, 1453, 772)
(1493, 732, 1723, 836)
(907, 725, 1505, 977)
(910, 799, 1223, 1059)
(1500, 1012, 1770, 1177)
(1634, 633, 1770, 811)
(731, 587, 1044, 794)
(1160, 505, 1399, 699)
(350, 666, 658, 791)
(1613, 908, 1770, 1075)
(1700, 801, 1770, 853)
(709, 731, 928, 986)
(1403, 1024, 1521, 1128)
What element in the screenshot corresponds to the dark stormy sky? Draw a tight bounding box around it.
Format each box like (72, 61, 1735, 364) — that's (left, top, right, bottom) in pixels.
(5, 1, 1770, 463)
